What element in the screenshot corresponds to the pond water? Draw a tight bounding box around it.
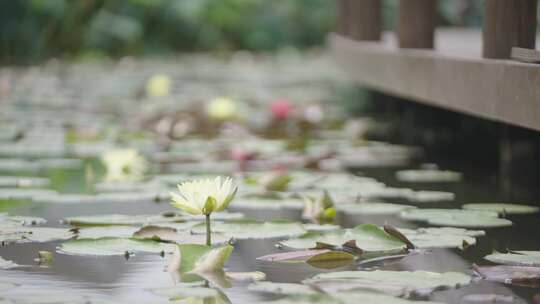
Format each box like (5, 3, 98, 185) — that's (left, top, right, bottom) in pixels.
(0, 55, 539, 304)
(1, 162, 539, 303)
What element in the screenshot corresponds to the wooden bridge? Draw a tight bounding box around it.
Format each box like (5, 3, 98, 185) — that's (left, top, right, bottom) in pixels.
(332, 0, 539, 132)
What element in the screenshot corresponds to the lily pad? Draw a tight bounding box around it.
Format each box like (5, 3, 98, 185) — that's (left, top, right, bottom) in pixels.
(0, 188, 57, 201)
(306, 270, 471, 297)
(226, 271, 266, 282)
(400, 209, 512, 228)
(74, 226, 139, 239)
(396, 170, 462, 183)
(280, 224, 406, 253)
(336, 202, 416, 215)
(257, 249, 355, 269)
(399, 227, 484, 249)
(473, 264, 540, 287)
(406, 191, 455, 203)
(57, 237, 171, 256)
(484, 251, 540, 267)
(231, 198, 304, 210)
(303, 224, 340, 232)
(133, 225, 230, 244)
(0, 214, 47, 226)
(191, 220, 306, 240)
(462, 203, 539, 215)
(175, 244, 234, 273)
(61, 212, 232, 226)
(0, 176, 49, 188)
(1, 227, 74, 244)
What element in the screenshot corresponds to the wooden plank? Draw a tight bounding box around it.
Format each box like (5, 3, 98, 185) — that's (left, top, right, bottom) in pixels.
(397, 0, 436, 49)
(329, 33, 540, 131)
(511, 47, 540, 63)
(483, 0, 538, 59)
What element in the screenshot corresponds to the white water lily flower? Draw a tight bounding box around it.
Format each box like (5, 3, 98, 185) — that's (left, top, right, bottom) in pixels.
(101, 149, 147, 182)
(171, 177, 237, 216)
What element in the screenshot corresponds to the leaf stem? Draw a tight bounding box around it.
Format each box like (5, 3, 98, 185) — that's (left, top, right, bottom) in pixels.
(205, 214, 211, 246)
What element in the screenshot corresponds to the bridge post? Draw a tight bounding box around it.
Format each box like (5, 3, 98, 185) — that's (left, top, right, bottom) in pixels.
(397, 0, 437, 49)
(483, 0, 538, 59)
(336, 0, 352, 36)
(348, 0, 382, 41)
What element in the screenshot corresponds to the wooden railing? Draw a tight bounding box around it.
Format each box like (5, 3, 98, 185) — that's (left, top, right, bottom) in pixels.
(336, 0, 538, 59)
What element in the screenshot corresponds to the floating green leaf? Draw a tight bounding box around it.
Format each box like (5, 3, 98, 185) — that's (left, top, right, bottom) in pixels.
(57, 237, 171, 256)
(406, 190, 455, 203)
(307, 270, 471, 297)
(399, 227, 484, 249)
(133, 225, 230, 244)
(74, 226, 139, 239)
(226, 271, 266, 282)
(231, 198, 303, 210)
(280, 224, 406, 254)
(484, 251, 540, 267)
(0, 214, 47, 226)
(400, 209, 512, 228)
(257, 249, 355, 269)
(175, 244, 234, 273)
(396, 170, 462, 183)
(191, 220, 306, 240)
(64, 212, 243, 227)
(63, 214, 182, 226)
(462, 203, 539, 215)
(336, 202, 415, 215)
(1, 227, 73, 244)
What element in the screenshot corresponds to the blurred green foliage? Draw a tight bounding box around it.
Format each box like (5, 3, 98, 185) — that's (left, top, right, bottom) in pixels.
(1, 0, 533, 63)
(0, 0, 336, 63)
